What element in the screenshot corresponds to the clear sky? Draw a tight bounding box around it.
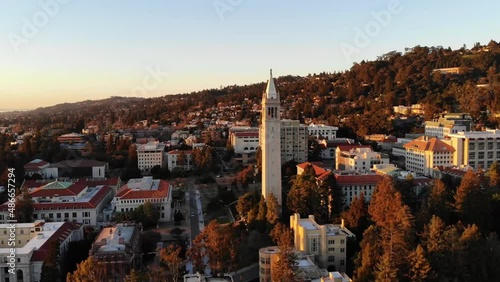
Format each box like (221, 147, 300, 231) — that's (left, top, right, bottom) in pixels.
(1, 0, 499, 110)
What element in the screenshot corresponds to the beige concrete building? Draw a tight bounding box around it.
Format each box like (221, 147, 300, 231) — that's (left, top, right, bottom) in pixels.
(137, 141, 166, 173)
(425, 113, 473, 138)
(404, 136, 455, 176)
(260, 70, 283, 205)
(0, 221, 83, 282)
(308, 123, 338, 140)
(336, 145, 389, 171)
(290, 213, 355, 272)
(447, 129, 500, 170)
(281, 119, 308, 163)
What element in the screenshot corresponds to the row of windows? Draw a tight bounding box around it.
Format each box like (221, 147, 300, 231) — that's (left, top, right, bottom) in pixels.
(120, 198, 164, 204)
(31, 211, 90, 220)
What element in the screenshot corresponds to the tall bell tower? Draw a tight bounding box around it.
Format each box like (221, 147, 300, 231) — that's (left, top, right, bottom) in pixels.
(260, 69, 282, 205)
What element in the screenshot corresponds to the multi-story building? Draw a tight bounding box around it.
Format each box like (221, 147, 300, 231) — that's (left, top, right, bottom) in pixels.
(393, 104, 425, 116)
(260, 70, 283, 205)
(113, 177, 172, 222)
(44, 159, 108, 179)
(290, 213, 355, 272)
(0, 220, 83, 282)
(167, 150, 193, 171)
(318, 139, 354, 160)
(24, 159, 50, 177)
(90, 223, 142, 281)
(259, 246, 329, 282)
(308, 123, 338, 140)
(404, 136, 455, 176)
(425, 113, 473, 138)
(229, 127, 259, 154)
(57, 132, 87, 151)
(137, 141, 166, 173)
(281, 119, 308, 164)
(0, 179, 114, 226)
(447, 129, 500, 170)
(335, 174, 383, 207)
(336, 145, 389, 171)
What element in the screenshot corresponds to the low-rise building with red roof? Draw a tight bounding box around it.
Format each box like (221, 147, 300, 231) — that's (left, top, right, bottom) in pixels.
(112, 177, 172, 222)
(335, 174, 383, 206)
(0, 179, 113, 226)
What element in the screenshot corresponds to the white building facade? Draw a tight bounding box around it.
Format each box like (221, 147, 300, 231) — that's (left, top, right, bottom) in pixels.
(167, 150, 193, 171)
(447, 129, 500, 170)
(137, 141, 166, 173)
(281, 120, 308, 164)
(336, 146, 389, 171)
(404, 136, 455, 176)
(260, 70, 283, 205)
(308, 123, 338, 140)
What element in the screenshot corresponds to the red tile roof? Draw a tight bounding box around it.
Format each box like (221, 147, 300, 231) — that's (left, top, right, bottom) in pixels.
(30, 222, 83, 262)
(403, 136, 455, 153)
(296, 162, 327, 176)
(335, 174, 383, 186)
(30, 183, 87, 197)
(115, 180, 170, 200)
(0, 185, 111, 211)
(24, 159, 49, 170)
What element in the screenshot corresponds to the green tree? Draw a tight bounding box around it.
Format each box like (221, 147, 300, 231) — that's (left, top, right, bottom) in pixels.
(287, 164, 320, 218)
(15, 188, 33, 223)
(40, 241, 60, 282)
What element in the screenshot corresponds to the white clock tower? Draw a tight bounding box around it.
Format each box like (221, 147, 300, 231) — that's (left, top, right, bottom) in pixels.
(260, 69, 282, 205)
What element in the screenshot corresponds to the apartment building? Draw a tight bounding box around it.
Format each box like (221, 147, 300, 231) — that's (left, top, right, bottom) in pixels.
(290, 213, 355, 272)
(137, 141, 166, 173)
(281, 119, 308, 163)
(404, 136, 455, 176)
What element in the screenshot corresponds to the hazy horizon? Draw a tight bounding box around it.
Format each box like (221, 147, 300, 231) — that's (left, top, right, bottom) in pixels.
(2, 0, 500, 110)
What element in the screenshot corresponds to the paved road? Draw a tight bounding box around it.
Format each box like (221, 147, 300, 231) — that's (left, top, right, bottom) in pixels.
(186, 179, 207, 275)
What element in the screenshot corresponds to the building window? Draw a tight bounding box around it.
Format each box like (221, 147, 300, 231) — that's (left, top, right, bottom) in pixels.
(340, 248, 345, 253)
(311, 238, 318, 253)
(328, 256, 335, 262)
(340, 239, 345, 244)
(340, 259, 345, 266)
(328, 247, 335, 252)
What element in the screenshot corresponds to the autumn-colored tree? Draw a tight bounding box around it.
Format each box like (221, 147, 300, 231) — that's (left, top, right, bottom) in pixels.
(488, 161, 500, 189)
(367, 176, 414, 280)
(354, 225, 381, 282)
(124, 269, 148, 282)
(318, 172, 343, 222)
(454, 169, 490, 228)
(270, 223, 297, 282)
(66, 256, 106, 282)
(257, 195, 267, 222)
(342, 193, 368, 238)
(266, 193, 280, 225)
(146, 265, 168, 282)
(187, 221, 239, 277)
(374, 252, 398, 282)
(177, 151, 187, 168)
(236, 191, 260, 222)
(408, 245, 431, 282)
(159, 245, 184, 282)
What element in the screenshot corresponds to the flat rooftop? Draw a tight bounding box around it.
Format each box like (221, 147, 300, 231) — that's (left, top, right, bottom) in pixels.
(94, 224, 137, 253)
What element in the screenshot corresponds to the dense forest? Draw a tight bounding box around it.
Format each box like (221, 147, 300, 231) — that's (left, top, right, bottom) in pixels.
(2, 41, 500, 138)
